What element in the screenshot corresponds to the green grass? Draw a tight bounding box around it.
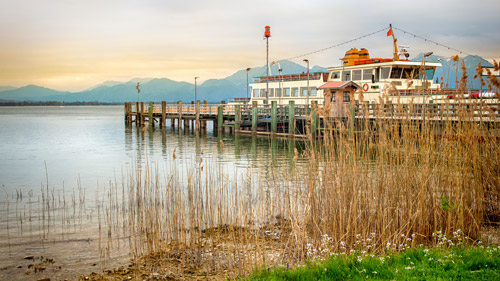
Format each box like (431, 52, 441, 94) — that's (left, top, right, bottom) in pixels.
(246, 246, 500, 280)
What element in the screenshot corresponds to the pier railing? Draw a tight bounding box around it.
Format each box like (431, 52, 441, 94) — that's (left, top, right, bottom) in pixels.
(125, 100, 500, 134)
(130, 101, 499, 120)
(355, 102, 500, 121)
(132, 103, 316, 118)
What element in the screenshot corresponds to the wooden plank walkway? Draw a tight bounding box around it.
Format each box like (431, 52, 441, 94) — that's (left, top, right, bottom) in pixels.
(124, 100, 500, 137)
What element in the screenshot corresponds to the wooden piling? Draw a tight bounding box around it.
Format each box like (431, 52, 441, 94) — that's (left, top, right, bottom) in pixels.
(135, 102, 140, 125)
(288, 101, 295, 135)
(177, 101, 182, 131)
(124, 102, 131, 124)
(311, 101, 318, 136)
(140, 102, 145, 126)
(271, 101, 277, 133)
(148, 102, 154, 127)
(252, 101, 258, 133)
(161, 101, 166, 127)
(202, 100, 208, 130)
(349, 100, 355, 137)
(195, 100, 200, 131)
(217, 105, 224, 131)
(235, 104, 241, 131)
(124, 102, 128, 122)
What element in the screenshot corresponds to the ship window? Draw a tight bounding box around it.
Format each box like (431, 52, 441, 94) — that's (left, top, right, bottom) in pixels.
(363, 69, 373, 80)
(330, 71, 340, 79)
(374, 68, 380, 82)
(300, 87, 307, 96)
(275, 88, 282, 97)
(352, 70, 362, 81)
(421, 68, 435, 80)
(412, 67, 420, 78)
(342, 70, 351, 81)
(381, 67, 390, 79)
(284, 88, 291, 97)
(311, 88, 317, 96)
(390, 67, 403, 79)
(291, 87, 299, 97)
(343, 91, 350, 102)
(402, 68, 413, 79)
(253, 89, 259, 97)
(426, 69, 435, 80)
(269, 88, 274, 97)
(259, 89, 266, 97)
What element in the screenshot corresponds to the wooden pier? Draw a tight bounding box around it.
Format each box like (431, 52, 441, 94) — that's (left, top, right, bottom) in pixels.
(124, 100, 500, 137)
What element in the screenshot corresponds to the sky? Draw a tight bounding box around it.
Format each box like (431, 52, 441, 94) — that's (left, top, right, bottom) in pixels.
(1, 0, 499, 92)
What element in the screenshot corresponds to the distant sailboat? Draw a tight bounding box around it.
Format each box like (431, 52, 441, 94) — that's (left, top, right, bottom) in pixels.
(59, 95, 65, 108)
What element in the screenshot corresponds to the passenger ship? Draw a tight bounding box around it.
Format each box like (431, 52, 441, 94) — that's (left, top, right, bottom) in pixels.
(325, 46, 442, 104)
(250, 26, 444, 105)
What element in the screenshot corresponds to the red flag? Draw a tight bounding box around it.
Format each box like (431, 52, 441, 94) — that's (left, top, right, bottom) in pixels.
(387, 28, 393, 37)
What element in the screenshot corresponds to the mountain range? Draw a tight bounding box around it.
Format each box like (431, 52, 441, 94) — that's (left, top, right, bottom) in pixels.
(0, 55, 494, 103)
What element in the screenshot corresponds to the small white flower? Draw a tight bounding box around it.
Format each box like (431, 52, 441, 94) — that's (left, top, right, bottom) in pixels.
(405, 266, 415, 270)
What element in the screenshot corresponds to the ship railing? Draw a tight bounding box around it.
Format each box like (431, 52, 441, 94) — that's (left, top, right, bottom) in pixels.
(254, 72, 324, 83)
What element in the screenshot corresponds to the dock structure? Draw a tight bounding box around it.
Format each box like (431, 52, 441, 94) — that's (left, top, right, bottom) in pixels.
(124, 100, 500, 137)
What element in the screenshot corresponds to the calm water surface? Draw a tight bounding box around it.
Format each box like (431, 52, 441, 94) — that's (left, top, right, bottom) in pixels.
(0, 106, 304, 280)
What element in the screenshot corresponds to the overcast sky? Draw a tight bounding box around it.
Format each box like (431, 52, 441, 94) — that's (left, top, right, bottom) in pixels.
(1, 0, 499, 91)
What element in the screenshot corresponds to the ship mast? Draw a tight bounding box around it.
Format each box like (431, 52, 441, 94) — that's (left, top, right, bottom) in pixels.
(388, 24, 399, 61)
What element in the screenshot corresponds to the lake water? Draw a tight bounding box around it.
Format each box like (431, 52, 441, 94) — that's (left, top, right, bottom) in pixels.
(0, 106, 305, 280)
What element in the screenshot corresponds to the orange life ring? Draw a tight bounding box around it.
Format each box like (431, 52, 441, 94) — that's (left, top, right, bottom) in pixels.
(362, 83, 369, 91)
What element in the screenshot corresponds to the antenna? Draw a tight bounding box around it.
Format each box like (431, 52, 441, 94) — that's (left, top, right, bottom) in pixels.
(399, 45, 410, 59)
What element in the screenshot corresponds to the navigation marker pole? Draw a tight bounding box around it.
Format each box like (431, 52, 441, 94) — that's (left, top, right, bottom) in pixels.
(264, 26, 271, 104)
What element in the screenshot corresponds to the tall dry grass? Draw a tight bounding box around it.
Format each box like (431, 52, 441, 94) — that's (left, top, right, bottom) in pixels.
(98, 57, 500, 278)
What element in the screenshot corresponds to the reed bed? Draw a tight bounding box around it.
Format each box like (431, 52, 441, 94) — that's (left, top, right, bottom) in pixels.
(100, 59, 500, 279)
(4, 58, 498, 280)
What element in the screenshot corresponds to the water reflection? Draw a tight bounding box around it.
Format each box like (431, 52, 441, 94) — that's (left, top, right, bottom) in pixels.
(0, 106, 307, 280)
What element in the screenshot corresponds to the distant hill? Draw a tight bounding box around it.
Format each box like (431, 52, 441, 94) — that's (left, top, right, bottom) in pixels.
(411, 53, 493, 89)
(0, 85, 70, 102)
(0, 56, 494, 103)
(0, 86, 17, 92)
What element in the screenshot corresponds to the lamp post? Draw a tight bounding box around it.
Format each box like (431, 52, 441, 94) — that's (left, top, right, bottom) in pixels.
(136, 82, 140, 103)
(303, 59, 310, 109)
(271, 61, 282, 104)
(246, 68, 251, 102)
(422, 52, 433, 123)
(279, 68, 283, 105)
(194, 77, 198, 102)
(194, 76, 199, 131)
